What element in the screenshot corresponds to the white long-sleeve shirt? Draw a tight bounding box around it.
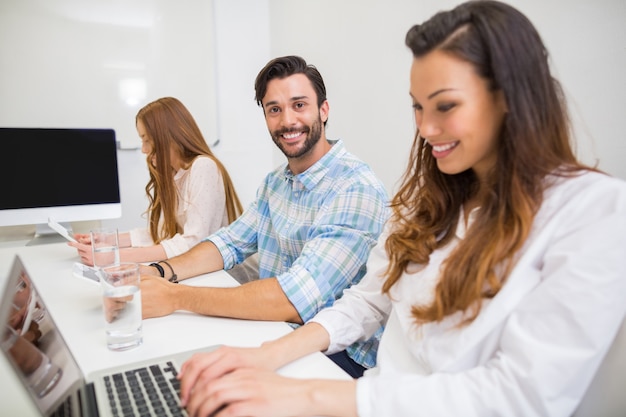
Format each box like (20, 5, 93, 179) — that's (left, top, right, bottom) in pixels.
(129, 156, 228, 258)
(311, 171, 626, 417)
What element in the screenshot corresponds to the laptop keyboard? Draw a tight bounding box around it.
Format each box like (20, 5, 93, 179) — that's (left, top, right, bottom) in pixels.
(104, 361, 185, 417)
(50, 394, 74, 417)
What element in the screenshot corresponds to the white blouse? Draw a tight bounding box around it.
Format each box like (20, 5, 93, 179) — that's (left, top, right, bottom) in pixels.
(129, 156, 228, 258)
(311, 171, 626, 417)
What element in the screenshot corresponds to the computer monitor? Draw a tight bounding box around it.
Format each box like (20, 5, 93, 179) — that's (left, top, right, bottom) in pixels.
(0, 128, 122, 244)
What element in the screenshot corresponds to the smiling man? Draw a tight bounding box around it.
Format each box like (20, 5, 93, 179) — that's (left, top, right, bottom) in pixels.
(138, 56, 389, 377)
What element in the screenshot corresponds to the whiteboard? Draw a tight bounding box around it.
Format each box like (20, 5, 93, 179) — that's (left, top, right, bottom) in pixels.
(0, 0, 218, 149)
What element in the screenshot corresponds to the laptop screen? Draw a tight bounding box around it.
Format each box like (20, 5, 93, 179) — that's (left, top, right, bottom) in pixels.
(0, 255, 85, 415)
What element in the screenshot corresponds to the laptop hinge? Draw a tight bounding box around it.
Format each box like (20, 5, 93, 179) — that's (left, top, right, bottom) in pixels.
(81, 382, 100, 417)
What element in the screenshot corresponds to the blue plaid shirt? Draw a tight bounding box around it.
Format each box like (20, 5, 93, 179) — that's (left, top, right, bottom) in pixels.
(206, 140, 388, 368)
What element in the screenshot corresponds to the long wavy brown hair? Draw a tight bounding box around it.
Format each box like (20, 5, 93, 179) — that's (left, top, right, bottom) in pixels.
(136, 97, 243, 244)
(383, 1, 596, 324)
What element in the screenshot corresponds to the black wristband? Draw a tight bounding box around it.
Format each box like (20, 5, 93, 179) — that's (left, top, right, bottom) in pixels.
(149, 262, 165, 278)
(159, 260, 178, 283)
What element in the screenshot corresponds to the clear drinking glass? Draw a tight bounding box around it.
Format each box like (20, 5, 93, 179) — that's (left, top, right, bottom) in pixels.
(100, 262, 143, 351)
(90, 227, 120, 269)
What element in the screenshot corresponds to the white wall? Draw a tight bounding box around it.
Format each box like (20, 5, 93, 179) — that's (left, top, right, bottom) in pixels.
(107, 0, 275, 231)
(0, 0, 273, 234)
(112, 0, 276, 231)
(0, 0, 222, 233)
(0, 0, 219, 149)
(207, 0, 273, 209)
(1, 0, 624, 237)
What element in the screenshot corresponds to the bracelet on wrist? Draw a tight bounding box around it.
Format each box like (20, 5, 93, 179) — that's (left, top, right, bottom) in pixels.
(149, 262, 165, 278)
(159, 260, 178, 284)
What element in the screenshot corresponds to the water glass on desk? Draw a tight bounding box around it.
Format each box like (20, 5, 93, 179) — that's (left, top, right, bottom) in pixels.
(100, 263, 143, 351)
(90, 228, 120, 269)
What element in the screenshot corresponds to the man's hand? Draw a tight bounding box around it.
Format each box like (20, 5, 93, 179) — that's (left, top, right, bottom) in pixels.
(139, 264, 161, 276)
(140, 275, 178, 318)
(103, 294, 133, 323)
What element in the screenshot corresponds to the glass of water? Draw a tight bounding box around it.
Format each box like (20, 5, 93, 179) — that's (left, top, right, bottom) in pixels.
(100, 262, 143, 351)
(90, 228, 120, 269)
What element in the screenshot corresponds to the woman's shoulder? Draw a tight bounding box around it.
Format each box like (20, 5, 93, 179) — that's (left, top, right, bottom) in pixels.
(188, 155, 219, 173)
(175, 156, 221, 185)
(542, 170, 626, 216)
(548, 170, 626, 195)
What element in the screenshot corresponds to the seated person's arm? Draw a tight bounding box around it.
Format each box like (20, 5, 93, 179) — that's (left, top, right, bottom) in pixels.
(71, 230, 169, 265)
(140, 203, 385, 322)
(141, 276, 301, 322)
(120, 244, 167, 264)
(141, 183, 387, 321)
(118, 230, 169, 263)
(178, 321, 333, 403)
(139, 240, 224, 280)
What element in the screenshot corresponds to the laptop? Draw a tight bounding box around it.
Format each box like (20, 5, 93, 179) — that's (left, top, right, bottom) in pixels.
(0, 255, 217, 417)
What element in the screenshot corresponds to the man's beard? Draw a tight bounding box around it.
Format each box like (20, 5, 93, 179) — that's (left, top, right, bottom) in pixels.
(271, 115, 323, 159)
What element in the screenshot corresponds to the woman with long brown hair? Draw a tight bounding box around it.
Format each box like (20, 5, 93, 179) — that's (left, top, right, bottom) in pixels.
(174, 2, 626, 416)
(72, 97, 243, 265)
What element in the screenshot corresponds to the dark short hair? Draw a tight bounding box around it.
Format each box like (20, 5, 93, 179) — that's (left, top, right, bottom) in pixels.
(254, 55, 327, 109)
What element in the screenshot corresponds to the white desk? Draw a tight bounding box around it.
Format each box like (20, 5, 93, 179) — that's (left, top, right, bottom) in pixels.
(0, 242, 349, 415)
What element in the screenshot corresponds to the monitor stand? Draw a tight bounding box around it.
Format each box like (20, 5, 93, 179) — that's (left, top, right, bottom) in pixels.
(27, 223, 72, 246)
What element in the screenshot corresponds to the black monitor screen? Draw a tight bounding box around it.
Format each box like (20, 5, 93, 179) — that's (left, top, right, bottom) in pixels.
(1, 128, 121, 210)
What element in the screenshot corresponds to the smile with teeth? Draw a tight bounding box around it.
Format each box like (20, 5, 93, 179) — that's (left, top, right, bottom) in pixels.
(283, 131, 302, 139)
(431, 141, 459, 153)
